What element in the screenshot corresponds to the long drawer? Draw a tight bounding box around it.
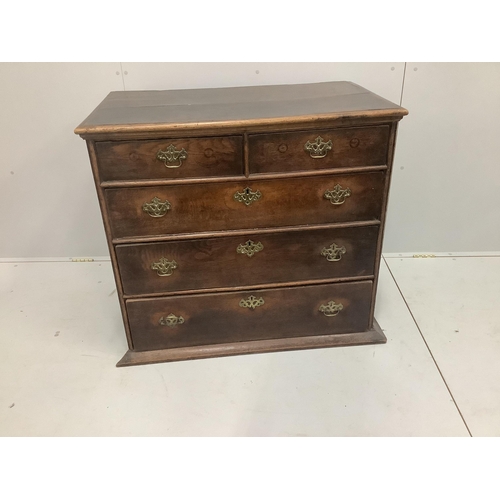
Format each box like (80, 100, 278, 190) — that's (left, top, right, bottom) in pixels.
(105, 171, 385, 239)
(127, 280, 373, 351)
(116, 225, 379, 295)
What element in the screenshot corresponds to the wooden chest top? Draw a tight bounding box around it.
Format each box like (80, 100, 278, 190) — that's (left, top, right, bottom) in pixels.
(75, 81, 407, 138)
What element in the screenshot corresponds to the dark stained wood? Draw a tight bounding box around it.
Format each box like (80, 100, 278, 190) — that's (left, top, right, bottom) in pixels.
(74, 81, 408, 139)
(117, 319, 386, 367)
(75, 80, 407, 366)
(100, 164, 387, 189)
(126, 281, 373, 351)
(105, 172, 386, 239)
(112, 219, 379, 245)
(122, 276, 375, 299)
(249, 125, 390, 174)
(79, 118, 402, 142)
(95, 136, 243, 181)
(86, 141, 135, 350)
(243, 132, 250, 178)
(369, 121, 399, 326)
(116, 225, 379, 295)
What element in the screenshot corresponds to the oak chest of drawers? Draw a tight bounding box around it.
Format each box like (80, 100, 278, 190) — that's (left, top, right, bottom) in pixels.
(75, 81, 408, 367)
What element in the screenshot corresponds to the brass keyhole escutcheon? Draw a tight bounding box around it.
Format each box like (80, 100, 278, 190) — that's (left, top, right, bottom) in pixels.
(234, 187, 262, 206)
(236, 240, 264, 257)
(239, 295, 265, 310)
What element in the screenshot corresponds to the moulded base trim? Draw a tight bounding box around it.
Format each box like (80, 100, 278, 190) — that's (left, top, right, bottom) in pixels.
(117, 319, 386, 367)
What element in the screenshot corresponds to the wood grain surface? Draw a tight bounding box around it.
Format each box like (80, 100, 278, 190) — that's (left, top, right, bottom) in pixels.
(116, 225, 379, 295)
(117, 319, 386, 367)
(127, 281, 373, 351)
(75, 80, 407, 365)
(249, 125, 390, 174)
(105, 172, 386, 239)
(75, 81, 408, 138)
(96, 136, 243, 181)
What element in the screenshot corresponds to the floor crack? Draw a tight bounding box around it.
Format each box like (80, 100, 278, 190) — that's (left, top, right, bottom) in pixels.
(383, 256, 473, 437)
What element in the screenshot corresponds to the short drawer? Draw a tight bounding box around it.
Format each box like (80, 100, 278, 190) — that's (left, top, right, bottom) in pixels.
(127, 281, 373, 351)
(105, 171, 385, 239)
(116, 225, 379, 295)
(95, 136, 243, 181)
(249, 126, 390, 174)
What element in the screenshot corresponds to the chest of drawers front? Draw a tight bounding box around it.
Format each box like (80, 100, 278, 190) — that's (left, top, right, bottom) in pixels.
(76, 82, 407, 366)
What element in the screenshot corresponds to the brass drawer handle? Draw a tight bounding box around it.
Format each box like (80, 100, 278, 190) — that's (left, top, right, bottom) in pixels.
(319, 301, 343, 317)
(151, 257, 177, 277)
(234, 187, 262, 206)
(142, 197, 171, 217)
(304, 136, 333, 158)
(156, 144, 187, 168)
(159, 313, 184, 327)
(324, 184, 351, 205)
(239, 295, 265, 310)
(236, 240, 263, 257)
(321, 243, 346, 262)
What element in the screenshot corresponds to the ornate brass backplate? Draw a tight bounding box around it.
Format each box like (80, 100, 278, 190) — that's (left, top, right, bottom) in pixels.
(319, 301, 343, 317)
(239, 295, 265, 310)
(156, 144, 188, 168)
(236, 240, 264, 257)
(142, 197, 171, 217)
(323, 184, 352, 205)
(304, 136, 333, 158)
(321, 243, 347, 262)
(151, 257, 177, 277)
(159, 313, 184, 327)
(234, 187, 262, 206)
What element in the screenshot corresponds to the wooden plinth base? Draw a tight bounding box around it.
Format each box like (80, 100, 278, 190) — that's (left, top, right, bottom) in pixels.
(117, 320, 386, 367)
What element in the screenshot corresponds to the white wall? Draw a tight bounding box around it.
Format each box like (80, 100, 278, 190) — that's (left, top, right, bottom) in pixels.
(119, 62, 405, 103)
(0, 62, 498, 258)
(384, 62, 500, 253)
(0, 63, 123, 258)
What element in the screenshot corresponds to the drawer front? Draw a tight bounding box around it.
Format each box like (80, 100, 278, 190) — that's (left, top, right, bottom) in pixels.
(95, 136, 243, 181)
(117, 225, 379, 295)
(127, 281, 373, 351)
(249, 126, 390, 174)
(106, 172, 385, 239)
